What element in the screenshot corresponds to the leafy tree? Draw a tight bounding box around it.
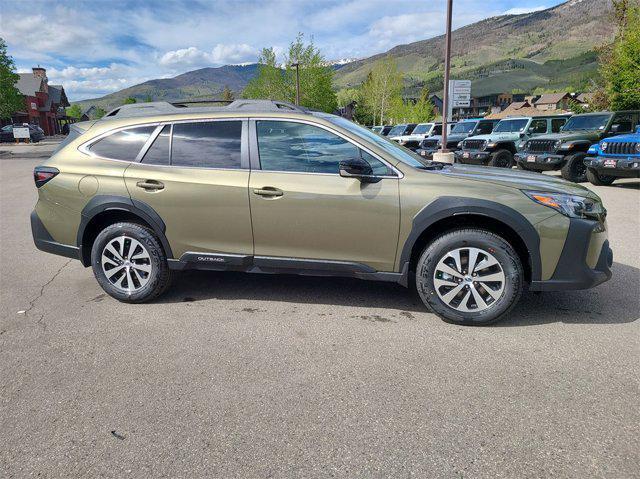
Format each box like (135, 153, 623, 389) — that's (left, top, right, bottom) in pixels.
(0, 38, 24, 120)
(221, 85, 235, 101)
(337, 88, 373, 124)
(391, 88, 435, 123)
(598, 0, 640, 110)
(359, 56, 403, 125)
(243, 34, 337, 112)
(94, 107, 106, 119)
(123, 97, 137, 104)
(66, 104, 83, 118)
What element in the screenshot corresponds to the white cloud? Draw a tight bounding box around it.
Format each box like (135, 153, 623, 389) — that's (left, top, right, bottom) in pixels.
(503, 5, 548, 15)
(159, 44, 257, 69)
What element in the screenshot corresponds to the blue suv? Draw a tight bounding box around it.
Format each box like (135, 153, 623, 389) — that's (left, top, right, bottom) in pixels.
(584, 126, 640, 185)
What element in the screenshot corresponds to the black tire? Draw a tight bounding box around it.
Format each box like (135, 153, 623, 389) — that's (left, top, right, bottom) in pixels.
(415, 228, 523, 326)
(91, 222, 171, 303)
(560, 152, 587, 182)
(488, 149, 513, 168)
(586, 168, 616, 186)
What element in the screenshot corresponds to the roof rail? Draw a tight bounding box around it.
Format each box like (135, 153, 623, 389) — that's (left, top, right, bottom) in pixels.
(101, 99, 309, 120)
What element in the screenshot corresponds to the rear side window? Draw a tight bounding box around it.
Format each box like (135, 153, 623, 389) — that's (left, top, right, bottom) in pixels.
(142, 125, 170, 165)
(552, 118, 566, 133)
(432, 124, 443, 135)
(529, 119, 547, 134)
(171, 121, 241, 168)
(89, 126, 155, 161)
(476, 121, 494, 134)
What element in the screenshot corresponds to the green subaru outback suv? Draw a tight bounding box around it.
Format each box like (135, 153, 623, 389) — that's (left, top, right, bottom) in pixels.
(31, 100, 612, 325)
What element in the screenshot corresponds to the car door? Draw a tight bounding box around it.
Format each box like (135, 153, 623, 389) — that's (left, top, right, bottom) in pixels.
(123, 119, 253, 260)
(248, 119, 400, 272)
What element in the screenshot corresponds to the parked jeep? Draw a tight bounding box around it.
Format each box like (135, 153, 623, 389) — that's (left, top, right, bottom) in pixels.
(416, 118, 498, 160)
(387, 123, 417, 141)
(457, 115, 569, 168)
(514, 111, 640, 182)
(390, 122, 446, 151)
(583, 126, 640, 185)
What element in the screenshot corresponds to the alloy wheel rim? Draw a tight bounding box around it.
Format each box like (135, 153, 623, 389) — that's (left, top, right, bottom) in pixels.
(433, 247, 505, 313)
(101, 235, 152, 293)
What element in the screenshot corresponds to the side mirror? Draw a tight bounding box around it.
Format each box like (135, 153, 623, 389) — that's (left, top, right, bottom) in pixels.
(339, 157, 379, 183)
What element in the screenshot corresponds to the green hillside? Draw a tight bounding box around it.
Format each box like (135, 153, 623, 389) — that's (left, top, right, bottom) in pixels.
(333, 0, 615, 97)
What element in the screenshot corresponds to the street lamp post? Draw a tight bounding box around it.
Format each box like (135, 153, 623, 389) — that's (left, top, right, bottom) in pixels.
(440, 0, 453, 155)
(292, 62, 301, 106)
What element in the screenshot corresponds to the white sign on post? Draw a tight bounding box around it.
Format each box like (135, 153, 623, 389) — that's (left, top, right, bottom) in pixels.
(447, 80, 471, 120)
(13, 127, 30, 139)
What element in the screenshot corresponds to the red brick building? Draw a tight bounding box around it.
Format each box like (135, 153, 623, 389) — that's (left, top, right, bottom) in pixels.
(12, 67, 69, 136)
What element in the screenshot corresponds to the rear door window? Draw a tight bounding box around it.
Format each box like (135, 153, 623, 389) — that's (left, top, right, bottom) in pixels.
(476, 122, 495, 134)
(89, 126, 156, 161)
(528, 119, 547, 134)
(551, 118, 566, 133)
(171, 121, 242, 168)
(142, 125, 170, 165)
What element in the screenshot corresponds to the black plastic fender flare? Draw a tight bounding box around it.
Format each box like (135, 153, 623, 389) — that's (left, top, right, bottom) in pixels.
(77, 195, 173, 265)
(398, 196, 542, 282)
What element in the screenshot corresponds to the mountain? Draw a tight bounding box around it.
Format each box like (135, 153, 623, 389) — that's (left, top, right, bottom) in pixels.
(74, 64, 259, 111)
(334, 0, 615, 97)
(75, 0, 615, 110)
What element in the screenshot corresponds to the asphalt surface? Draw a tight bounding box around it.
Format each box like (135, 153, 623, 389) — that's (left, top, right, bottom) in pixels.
(1, 156, 639, 478)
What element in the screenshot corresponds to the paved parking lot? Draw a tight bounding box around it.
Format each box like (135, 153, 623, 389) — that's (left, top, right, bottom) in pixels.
(1, 156, 639, 478)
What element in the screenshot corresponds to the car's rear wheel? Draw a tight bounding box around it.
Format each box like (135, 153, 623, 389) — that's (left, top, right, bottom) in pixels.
(91, 222, 172, 303)
(560, 153, 587, 182)
(586, 168, 616, 186)
(415, 229, 523, 325)
(488, 149, 513, 168)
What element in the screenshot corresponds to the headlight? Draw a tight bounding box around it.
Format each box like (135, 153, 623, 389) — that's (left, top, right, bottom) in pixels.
(482, 140, 490, 150)
(457, 141, 463, 148)
(600, 142, 607, 151)
(554, 140, 563, 149)
(636, 142, 640, 153)
(523, 191, 605, 219)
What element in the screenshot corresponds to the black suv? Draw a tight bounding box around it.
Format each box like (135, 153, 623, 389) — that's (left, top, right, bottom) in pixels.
(416, 119, 498, 160)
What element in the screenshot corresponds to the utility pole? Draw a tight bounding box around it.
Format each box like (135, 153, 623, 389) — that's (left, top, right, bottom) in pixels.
(292, 62, 301, 106)
(440, 0, 453, 154)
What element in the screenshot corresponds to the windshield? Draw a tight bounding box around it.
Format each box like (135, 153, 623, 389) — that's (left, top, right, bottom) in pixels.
(562, 114, 611, 131)
(326, 116, 427, 168)
(451, 121, 477, 134)
(493, 119, 529, 133)
(411, 124, 432, 135)
(388, 125, 407, 137)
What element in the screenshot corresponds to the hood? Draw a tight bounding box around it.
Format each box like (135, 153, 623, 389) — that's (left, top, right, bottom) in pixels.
(436, 164, 598, 198)
(394, 133, 427, 142)
(603, 132, 640, 143)
(532, 131, 602, 142)
(466, 132, 518, 142)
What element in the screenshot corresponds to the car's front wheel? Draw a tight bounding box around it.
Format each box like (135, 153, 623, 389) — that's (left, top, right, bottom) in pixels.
(415, 229, 523, 325)
(586, 168, 616, 186)
(91, 222, 172, 303)
(560, 153, 587, 182)
(488, 149, 514, 168)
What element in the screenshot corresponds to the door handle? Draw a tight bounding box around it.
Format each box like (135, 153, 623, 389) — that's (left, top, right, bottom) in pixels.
(136, 180, 164, 191)
(253, 187, 283, 197)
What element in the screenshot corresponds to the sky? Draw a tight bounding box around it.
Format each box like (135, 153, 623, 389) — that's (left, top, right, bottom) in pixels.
(0, 0, 559, 101)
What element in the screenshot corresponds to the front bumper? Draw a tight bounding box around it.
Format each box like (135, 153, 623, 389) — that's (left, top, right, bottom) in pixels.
(31, 210, 80, 260)
(529, 217, 612, 291)
(584, 156, 640, 178)
(455, 150, 490, 164)
(514, 152, 565, 171)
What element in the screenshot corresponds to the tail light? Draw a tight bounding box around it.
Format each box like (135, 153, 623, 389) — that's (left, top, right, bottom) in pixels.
(34, 166, 59, 188)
